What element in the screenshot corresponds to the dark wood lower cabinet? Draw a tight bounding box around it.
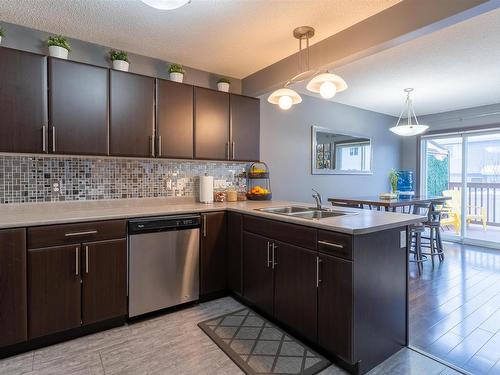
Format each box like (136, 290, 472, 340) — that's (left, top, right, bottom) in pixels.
(0, 229, 27, 347)
(82, 239, 127, 325)
(318, 253, 353, 363)
(28, 245, 82, 339)
(200, 212, 227, 296)
(242, 231, 274, 316)
(274, 242, 318, 343)
(227, 212, 243, 295)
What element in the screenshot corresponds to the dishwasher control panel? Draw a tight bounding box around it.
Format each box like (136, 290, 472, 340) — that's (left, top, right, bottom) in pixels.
(128, 214, 201, 234)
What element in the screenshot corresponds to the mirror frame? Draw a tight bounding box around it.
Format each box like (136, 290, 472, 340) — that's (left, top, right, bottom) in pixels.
(311, 126, 373, 175)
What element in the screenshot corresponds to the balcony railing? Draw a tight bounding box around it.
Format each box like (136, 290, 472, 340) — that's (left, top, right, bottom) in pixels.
(449, 182, 500, 226)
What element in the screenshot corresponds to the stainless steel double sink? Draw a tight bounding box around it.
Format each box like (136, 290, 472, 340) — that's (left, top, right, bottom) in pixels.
(256, 206, 354, 220)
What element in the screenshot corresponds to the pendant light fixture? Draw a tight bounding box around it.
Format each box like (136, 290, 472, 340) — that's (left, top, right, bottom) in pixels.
(390, 88, 429, 136)
(140, 0, 190, 10)
(268, 26, 347, 110)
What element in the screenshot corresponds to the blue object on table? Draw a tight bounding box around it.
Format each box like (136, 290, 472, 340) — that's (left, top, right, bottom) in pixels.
(397, 170, 414, 195)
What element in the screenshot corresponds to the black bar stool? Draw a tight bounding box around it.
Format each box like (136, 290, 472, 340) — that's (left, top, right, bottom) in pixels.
(420, 203, 445, 266)
(408, 202, 432, 275)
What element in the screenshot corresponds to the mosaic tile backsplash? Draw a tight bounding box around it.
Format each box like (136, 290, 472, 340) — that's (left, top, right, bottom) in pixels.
(0, 155, 249, 204)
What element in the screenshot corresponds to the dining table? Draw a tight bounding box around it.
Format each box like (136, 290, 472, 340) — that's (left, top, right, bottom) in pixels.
(327, 195, 451, 212)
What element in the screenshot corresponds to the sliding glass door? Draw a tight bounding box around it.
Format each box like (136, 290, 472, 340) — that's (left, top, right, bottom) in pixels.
(420, 129, 500, 247)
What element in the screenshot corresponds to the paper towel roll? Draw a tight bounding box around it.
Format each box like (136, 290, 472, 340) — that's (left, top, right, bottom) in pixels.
(199, 175, 214, 203)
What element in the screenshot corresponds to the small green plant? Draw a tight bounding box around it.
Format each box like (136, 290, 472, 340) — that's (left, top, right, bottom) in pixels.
(217, 77, 231, 84)
(109, 50, 129, 62)
(47, 35, 71, 51)
(0, 27, 5, 37)
(389, 168, 399, 193)
(168, 64, 185, 74)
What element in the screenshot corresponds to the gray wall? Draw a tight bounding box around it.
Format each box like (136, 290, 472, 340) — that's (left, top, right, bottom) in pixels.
(400, 103, 500, 174)
(0, 21, 241, 93)
(260, 94, 401, 203)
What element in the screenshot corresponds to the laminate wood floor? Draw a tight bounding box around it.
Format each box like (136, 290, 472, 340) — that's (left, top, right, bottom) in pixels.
(0, 297, 458, 375)
(410, 241, 500, 374)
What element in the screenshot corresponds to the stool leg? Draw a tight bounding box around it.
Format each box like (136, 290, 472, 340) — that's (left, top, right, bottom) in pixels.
(416, 232, 422, 275)
(429, 227, 435, 267)
(437, 228, 444, 262)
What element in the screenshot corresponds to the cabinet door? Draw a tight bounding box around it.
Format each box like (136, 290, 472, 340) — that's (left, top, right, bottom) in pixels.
(227, 212, 243, 295)
(242, 232, 274, 316)
(0, 48, 47, 153)
(230, 94, 259, 161)
(28, 245, 82, 339)
(194, 87, 229, 160)
(0, 229, 27, 347)
(49, 58, 108, 155)
(318, 253, 353, 362)
(200, 212, 227, 296)
(82, 239, 127, 325)
(110, 70, 154, 157)
(156, 79, 193, 159)
(274, 242, 317, 343)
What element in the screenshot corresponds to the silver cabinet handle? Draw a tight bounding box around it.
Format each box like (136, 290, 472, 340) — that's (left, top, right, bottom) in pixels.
(318, 240, 344, 249)
(158, 135, 162, 157)
(65, 230, 97, 237)
(42, 125, 47, 152)
(232, 142, 235, 160)
(150, 135, 155, 157)
(85, 245, 89, 274)
(316, 257, 322, 287)
(75, 247, 79, 276)
(52, 126, 56, 152)
(272, 243, 278, 269)
(225, 142, 230, 160)
(203, 215, 207, 237)
(266, 241, 271, 268)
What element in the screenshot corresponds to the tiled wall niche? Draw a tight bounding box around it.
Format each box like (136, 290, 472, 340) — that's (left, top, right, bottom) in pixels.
(0, 155, 249, 204)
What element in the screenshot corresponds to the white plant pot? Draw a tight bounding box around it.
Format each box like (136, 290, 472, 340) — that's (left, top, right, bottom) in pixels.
(48, 45, 69, 60)
(170, 72, 184, 83)
(217, 82, 230, 92)
(112, 60, 129, 72)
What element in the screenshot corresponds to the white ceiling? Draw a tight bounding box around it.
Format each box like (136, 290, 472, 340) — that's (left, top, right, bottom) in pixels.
(293, 7, 500, 116)
(0, 0, 399, 79)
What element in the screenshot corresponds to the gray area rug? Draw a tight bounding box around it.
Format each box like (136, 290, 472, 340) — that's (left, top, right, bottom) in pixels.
(198, 308, 330, 375)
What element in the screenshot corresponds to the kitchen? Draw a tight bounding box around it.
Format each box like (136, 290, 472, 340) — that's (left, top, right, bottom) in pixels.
(1, 1, 499, 375)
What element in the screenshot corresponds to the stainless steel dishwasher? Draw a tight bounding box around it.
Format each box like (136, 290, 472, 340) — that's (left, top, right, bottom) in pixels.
(128, 214, 200, 318)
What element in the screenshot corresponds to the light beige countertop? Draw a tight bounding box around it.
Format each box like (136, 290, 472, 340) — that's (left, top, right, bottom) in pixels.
(0, 198, 425, 235)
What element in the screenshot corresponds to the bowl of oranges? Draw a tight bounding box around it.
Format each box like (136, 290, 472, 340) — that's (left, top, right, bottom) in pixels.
(247, 185, 272, 201)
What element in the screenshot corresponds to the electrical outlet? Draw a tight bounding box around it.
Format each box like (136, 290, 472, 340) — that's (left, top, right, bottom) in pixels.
(52, 180, 61, 196)
(400, 230, 407, 248)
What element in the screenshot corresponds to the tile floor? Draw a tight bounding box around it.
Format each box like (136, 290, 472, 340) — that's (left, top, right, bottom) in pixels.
(0, 297, 460, 375)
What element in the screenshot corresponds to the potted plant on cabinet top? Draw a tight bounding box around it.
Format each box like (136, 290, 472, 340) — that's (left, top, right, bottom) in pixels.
(0, 27, 5, 44)
(110, 50, 129, 72)
(217, 77, 230, 92)
(48, 35, 71, 59)
(169, 63, 185, 83)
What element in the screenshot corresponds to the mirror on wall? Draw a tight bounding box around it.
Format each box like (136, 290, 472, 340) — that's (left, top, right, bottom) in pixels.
(311, 126, 372, 175)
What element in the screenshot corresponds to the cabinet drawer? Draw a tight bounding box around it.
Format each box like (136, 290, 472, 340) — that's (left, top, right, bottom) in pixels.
(317, 230, 352, 260)
(28, 220, 126, 248)
(243, 215, 317, 250)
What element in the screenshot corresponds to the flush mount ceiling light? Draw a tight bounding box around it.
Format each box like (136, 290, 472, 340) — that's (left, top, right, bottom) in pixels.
(268, 26, 347, 110)
(140, 0, 190, 10)
(390, 88, 429, 136)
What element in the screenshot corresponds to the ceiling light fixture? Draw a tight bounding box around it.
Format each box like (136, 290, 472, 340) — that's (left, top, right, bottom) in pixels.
(140, 0, 190, 10)
(268, 26, 347, 110)
(390, 88, 429, 136)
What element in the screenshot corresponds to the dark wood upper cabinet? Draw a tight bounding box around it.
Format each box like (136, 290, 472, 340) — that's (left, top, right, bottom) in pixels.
(28, 244, 82, 339)
(318, 253, 353, 362)
(0, 47, 47, 153)
(230, 94, 260, 161)
(227, 212, 243, 295)
(0, 229, 27, 347)
(194, 87, 229, 160)
(81, 239, 127, 325)
(110, 70, 154, 157)
(49, 58, 109, 155)
(274, 242, 317, 343)
(200, 212, 227, 296)
(156, 79, 194, 159)
(242, 231, 274, 317)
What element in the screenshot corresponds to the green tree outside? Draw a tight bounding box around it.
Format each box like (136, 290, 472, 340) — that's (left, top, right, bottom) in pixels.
(427, 154, 449, 196)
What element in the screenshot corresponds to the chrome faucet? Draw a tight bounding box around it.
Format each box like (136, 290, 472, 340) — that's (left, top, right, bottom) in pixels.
(312, 189, 322, 210)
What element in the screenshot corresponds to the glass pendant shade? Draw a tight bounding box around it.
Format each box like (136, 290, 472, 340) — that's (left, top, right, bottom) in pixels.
(390, 88, 429, 137)
(306, 73, 348, 98)
(389, 124, 429, 136)
(267, 88, 302, 110)
(140, 0, 190, 10)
